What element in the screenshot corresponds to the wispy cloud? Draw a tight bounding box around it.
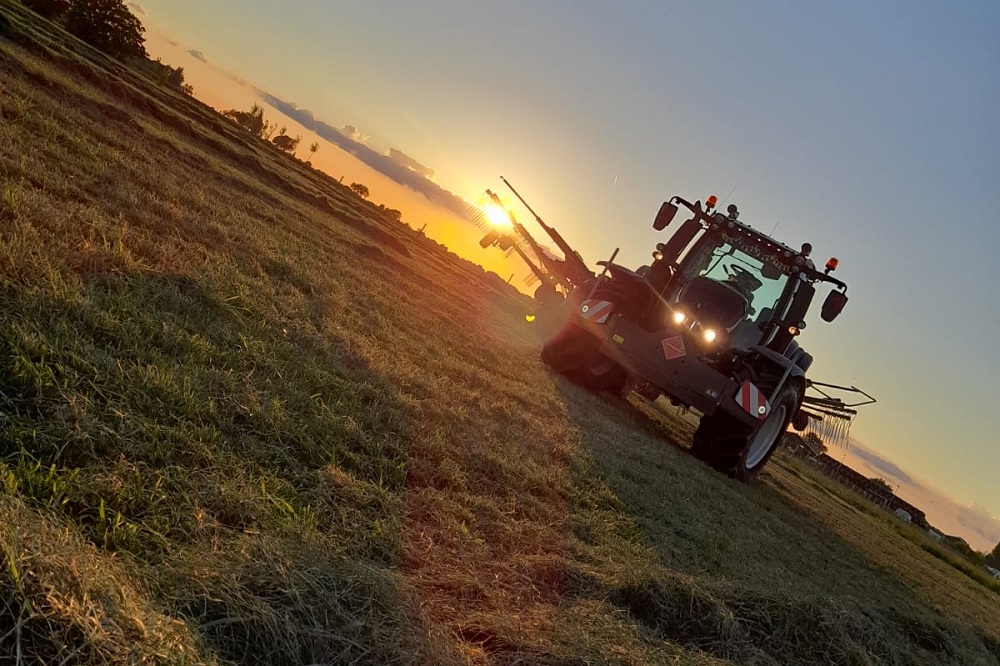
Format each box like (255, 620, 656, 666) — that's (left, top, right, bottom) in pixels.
(188, 49, 208, 63)
(127, 2, 145, 15)
(845, 445, 915, 486)
(388, 148, 435, 180)
(339, 125, 369, 144)
(842, 440, 1000, 552)
(258, 92, 481, 224)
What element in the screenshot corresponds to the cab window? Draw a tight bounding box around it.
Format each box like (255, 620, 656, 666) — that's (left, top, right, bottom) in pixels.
(682, 236, 788, 318)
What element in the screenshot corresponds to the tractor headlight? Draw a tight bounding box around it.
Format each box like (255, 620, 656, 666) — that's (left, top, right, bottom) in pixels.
(672, 311, 687, 325)
(703, 329, 718, 343)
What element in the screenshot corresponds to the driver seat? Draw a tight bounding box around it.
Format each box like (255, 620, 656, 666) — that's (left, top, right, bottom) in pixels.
(730, 307, 773, 350)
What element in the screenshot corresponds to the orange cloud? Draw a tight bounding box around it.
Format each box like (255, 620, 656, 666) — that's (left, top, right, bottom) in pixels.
(388, 148, 434, 180)
(841, 440, 1000, 552)
(340, 125, 369, 144)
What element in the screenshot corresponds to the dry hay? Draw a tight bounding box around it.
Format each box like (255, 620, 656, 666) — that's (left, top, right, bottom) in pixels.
(159, 534, 444, 666)
(0, 496, 212, 665)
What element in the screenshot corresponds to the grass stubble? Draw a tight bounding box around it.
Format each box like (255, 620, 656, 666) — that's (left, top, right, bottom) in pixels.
(0, 3, 997, 664)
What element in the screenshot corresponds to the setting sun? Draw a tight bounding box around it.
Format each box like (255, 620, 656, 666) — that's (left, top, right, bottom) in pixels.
(483, 202, 512, 227)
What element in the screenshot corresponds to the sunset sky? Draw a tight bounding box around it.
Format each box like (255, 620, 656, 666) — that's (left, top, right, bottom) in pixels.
(133, 0, 999, 551)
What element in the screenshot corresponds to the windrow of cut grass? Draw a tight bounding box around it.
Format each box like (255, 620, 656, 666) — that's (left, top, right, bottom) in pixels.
(0, 3, 997, 664)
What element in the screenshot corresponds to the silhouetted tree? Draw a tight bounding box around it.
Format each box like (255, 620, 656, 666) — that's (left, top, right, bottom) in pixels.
(272, 133, 301, 154)
(22, 0, 70, 19)
(222, 104, 275, 139)
(25, 0, 190, 94)
(308, 141, 319, 161)
(265, 124, 284, 141)
(870, 477, 894, 493)
(133, 57, 192, 94)
(942, 535, 980, 561)
(65, 0, 147, 60)
(987, 542, 1000, 568)
(376, 204, 397, 218)
(349, 182, 369, 198)
(803, 432, 827, 453)
(165, 65, 193, 94)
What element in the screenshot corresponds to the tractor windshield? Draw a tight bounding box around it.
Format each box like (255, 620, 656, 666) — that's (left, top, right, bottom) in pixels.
(680, 234, 791, 318)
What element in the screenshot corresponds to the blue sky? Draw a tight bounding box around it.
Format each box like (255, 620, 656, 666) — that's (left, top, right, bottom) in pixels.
(136, 0, 1000, 547)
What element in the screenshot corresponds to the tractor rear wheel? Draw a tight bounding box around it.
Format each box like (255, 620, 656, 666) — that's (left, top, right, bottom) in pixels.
(690, 384, 799, 481)
(541, 281, 633, 394)
(541, 323, 628, 394)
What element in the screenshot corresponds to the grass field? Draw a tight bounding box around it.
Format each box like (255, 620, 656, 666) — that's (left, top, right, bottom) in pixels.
(0, 3, 997, 664)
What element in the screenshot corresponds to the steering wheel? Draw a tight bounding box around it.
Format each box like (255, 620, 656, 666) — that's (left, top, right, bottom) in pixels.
(723, 264, 762, 310)
(724, 263, 751, 280)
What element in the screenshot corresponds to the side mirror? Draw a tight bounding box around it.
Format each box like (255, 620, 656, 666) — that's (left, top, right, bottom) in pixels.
(653, 201, 678, 230)
(497, 235, 513, 251)
(821, 291, 848, 322)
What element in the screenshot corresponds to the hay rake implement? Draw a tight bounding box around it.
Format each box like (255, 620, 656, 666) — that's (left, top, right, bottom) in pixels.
(798, 381, 876, 450)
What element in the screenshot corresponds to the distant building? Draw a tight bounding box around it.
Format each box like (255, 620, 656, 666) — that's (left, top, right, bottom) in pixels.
(782, 444, 929, 528)
(941, 534, 977, 558)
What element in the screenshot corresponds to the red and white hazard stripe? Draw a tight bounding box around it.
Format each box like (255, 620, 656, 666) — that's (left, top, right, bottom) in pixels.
(579, 300, 613, 324)
(735, 380, 770, 420)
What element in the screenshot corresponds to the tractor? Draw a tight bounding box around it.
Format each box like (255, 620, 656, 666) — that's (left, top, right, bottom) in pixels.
(542, 195, 864, 480)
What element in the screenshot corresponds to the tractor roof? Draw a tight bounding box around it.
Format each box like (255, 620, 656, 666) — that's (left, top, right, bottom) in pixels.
(720, 214, 804, 259)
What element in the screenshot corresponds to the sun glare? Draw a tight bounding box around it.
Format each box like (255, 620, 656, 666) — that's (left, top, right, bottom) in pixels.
(483, 202, 512, 227)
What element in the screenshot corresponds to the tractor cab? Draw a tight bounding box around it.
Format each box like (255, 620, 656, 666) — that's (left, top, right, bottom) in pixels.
(641, 198, 848, 357)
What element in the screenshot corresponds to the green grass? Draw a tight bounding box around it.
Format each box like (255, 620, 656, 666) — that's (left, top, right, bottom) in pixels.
(0, 2, 998, 664)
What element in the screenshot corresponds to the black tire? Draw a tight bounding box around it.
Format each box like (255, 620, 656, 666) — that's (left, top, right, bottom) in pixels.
(533, 283, 562, 306)
(791, 409, 809, 431)
(540, 323, 628, 394)
(540, 280, 633, 394)
(690, 383, 800, 481)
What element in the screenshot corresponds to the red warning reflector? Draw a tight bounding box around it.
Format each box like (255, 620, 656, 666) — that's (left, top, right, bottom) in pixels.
(580, 300, 613, 324)
(735, 380, 769, 420)
(661, 335, 686, 360)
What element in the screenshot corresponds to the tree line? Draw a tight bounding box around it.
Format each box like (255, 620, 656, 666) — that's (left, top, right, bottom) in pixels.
(21, 1, 407, 225)
(20, 0, 192, 95)
(219, 105, 400, 219)
(987, 541, 1000, 569)
(220, 103, 319, 161)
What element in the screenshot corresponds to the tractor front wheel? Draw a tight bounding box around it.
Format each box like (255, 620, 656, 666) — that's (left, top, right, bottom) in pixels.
(690, 384, 800, 481)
